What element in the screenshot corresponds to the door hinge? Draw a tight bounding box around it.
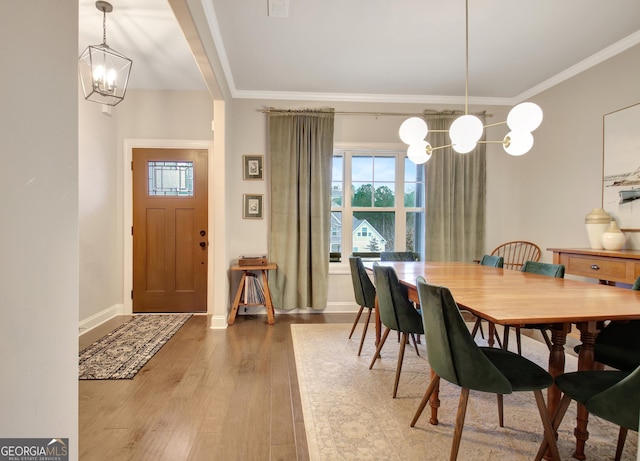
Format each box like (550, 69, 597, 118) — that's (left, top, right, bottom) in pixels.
(131, 160, 133, 170)
(131, 290, 134, 299)
(131, 226, 134, 235)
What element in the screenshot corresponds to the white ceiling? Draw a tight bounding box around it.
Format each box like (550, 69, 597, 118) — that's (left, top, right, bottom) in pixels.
(79, 0, 640, 104)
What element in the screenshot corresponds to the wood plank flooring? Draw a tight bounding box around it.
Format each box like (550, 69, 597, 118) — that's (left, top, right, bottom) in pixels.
(79, 313, 353, 461)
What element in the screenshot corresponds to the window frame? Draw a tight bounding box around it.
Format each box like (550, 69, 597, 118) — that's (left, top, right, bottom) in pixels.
(330, 143, 425, 266)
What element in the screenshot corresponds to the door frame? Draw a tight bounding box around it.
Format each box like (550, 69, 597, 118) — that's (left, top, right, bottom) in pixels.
(123, 139, 214, 316)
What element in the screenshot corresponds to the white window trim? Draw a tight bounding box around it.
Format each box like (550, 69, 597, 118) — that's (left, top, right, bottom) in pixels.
(329, 142, 424, 274)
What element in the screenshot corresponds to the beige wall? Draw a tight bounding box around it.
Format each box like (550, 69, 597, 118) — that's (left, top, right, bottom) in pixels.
(227, 44, 640, 312)
(0, 1, 79, 455)
(490, 44, 640, 259)
(76, 42, 640, 322)
(78, 90, 213, 329)
(79, 95, 119, 324)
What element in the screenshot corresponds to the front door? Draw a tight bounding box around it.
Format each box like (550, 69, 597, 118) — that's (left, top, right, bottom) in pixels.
(132, 148, 208, 313)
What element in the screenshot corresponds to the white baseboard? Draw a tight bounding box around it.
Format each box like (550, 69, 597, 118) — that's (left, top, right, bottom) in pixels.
(231, 302, 358, 319)
(78, 304, 125, 337)
(210, 315, 228, 329)
(322, 302, 359, 313)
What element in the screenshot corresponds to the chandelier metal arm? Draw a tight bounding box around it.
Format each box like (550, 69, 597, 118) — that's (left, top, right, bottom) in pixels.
(483, 120, 508, 129)
(398, 0, 542, 164)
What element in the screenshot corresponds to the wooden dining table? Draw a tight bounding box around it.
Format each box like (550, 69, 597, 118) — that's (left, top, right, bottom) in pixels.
(363, 260, 640, 460)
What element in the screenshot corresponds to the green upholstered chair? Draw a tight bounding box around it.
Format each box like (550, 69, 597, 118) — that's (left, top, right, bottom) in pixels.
(380, 250, 421, 344)
(380, 251, 417, 261)
(348, 256, 377, 356)
(535, 366, 640, 461)
(503, 260, 565, 355)
(471, 254, 504, 347)
(411, 277, 560, 461)
(584, 276, 640, 372)
(369, 263, 424, 398)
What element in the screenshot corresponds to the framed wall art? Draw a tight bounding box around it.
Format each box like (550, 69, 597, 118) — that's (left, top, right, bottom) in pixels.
(243, 194, 263, 219)
(243, 155, 264, 180)
(603, 102, 640, 230)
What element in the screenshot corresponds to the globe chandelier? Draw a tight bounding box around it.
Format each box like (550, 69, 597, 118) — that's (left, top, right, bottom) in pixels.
(399, 0, 543, 164)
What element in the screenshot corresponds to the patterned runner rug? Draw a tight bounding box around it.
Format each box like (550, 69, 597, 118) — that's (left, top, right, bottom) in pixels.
(79, 314, 192, 380)
(292, 323, 637, 461)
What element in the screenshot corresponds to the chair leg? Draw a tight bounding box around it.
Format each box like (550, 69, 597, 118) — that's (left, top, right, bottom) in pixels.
(393, 332, 408, 398)
(369, 328, 391, 369)
(411, 334, 420, 356)
(410, 374, 441, 427)
(450, 388, 470, 461)
(534, 393, 572, 461)
(348, 306, 364, 339)
(497, 394, 504, 427)
(614, 427, 628, 461)
(515, 327, 522, 355)
(357, 308, 373, 356)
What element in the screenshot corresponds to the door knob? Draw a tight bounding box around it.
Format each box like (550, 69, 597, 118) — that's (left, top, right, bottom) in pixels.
(199, 241, 206, 248)
(200, 230, 206, 236)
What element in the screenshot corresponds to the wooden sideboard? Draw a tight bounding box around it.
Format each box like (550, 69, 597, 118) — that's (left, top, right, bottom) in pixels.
(548, 248, 640, 285)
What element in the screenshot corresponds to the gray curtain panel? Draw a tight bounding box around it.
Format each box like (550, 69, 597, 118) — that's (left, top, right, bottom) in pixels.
(425, 115, 486, 262)
(268, 109, 335, 310)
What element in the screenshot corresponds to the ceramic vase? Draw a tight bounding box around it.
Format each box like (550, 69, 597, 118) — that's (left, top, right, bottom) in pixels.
(601, 220, 626, 251)
(584, 208, 611, 249)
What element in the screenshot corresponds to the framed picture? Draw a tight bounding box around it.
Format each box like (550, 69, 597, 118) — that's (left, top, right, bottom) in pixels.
(243, 194, 263, 219)
(243, 155, 264, 180)
(603, 102, 640, 230)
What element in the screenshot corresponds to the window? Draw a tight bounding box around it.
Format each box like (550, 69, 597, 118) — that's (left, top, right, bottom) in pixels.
(148, 161, 194, 196)
(330, 149, 425, 261)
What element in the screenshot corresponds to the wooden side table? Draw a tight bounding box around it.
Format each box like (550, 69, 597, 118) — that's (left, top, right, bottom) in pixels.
(228, 263, 277, 325)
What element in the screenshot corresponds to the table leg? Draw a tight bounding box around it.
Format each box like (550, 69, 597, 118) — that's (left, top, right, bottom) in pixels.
(547, 326, 568, 414)
(543, 325, 568, 461)
(260, 270, 275, 325)
(572, 322, 599, 460)
(228, 272, 248, 325)
(429, 368, 440, 425)
(488, 322, 496, 348)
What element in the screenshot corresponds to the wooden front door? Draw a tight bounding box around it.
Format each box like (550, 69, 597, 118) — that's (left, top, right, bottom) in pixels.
(132, 148, 208, 313)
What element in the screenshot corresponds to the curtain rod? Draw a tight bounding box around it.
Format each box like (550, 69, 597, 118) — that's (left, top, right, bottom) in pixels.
(259, 109, 492, 118)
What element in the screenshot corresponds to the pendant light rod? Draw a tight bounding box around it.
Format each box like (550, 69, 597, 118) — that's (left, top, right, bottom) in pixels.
(465, 0, 469, 115)
(98, 1, 112, 45)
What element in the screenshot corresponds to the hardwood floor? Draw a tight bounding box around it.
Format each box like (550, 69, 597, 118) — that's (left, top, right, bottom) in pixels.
(79, 313, 353, 461)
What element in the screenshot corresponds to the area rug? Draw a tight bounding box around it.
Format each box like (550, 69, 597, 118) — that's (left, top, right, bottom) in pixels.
(291, 323, 638, 461)
(79, 314, 192, 380)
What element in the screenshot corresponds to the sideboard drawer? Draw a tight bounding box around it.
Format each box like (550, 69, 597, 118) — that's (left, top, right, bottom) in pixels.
(562, 255, 627, 280)
(549, 248, 640, 285)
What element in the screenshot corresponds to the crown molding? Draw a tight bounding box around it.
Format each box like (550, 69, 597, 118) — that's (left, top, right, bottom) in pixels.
(515, 30, 640, 103)
(231, 89, 517, 106)
(206, 0, 640, 107)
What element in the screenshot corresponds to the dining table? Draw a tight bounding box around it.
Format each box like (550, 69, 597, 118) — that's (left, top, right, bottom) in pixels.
(363, 260, 640, 460)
